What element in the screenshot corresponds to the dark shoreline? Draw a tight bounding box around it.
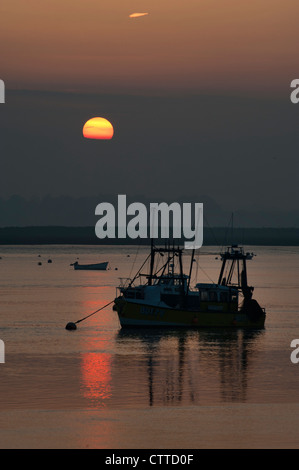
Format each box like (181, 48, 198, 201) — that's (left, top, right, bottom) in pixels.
(0, 226, 298, 246)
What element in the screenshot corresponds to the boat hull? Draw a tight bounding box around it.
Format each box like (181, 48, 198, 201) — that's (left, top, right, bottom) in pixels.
(74, 262, 108, 270)
(113, 297, 266, 328)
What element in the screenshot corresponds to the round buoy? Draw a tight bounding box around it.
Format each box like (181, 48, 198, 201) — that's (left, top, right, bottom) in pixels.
(65, 322, 77, 330)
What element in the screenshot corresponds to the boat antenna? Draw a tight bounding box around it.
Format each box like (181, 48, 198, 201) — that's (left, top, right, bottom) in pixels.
(221, 212, 234, 252)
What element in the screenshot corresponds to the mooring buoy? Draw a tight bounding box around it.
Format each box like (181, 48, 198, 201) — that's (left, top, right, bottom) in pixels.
(65, 322, 77, 330)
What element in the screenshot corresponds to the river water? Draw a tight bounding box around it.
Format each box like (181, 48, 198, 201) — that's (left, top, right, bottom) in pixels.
(0, 244, 299, 448)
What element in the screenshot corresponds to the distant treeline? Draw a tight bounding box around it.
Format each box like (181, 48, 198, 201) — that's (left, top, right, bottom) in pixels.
(0, 226, 298, 246)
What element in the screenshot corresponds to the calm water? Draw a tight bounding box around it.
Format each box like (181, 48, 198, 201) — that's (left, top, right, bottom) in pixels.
(0, 244, 299, 448)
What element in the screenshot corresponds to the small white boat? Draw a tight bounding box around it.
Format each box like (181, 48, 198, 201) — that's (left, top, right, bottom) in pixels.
(71, 261, 108, 271)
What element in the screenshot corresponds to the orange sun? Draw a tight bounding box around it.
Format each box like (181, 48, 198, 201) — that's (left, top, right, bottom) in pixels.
(83, 117, 114, 140)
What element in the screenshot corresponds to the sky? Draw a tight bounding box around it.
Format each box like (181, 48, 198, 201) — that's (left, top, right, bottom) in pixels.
(0, 0, 299, 225)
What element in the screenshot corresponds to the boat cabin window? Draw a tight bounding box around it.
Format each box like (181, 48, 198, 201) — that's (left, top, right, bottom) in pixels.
(209, 291, 218, 302)
(125, 291, 135, 299)
(159, 278, 170, 285)
(220, 292, 228, 302)
(158, 278, 184, 287)
(200, 291, 209, 301)
(136, 291, 144, 299)
(125, 290, 144, 300)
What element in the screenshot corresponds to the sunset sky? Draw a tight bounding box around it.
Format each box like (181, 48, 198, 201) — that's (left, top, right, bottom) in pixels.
(0, 0, 298, 224)
(1, 0, 298, 94)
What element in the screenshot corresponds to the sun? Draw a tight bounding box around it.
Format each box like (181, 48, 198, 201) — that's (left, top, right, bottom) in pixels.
(83, 117, 114, 140)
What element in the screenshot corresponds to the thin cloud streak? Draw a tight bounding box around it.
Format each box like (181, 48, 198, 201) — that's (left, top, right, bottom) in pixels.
(129, 13, 149, 18)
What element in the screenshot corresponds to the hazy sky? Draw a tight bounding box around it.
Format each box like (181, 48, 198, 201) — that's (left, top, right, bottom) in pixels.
(0, 1, 298, 222)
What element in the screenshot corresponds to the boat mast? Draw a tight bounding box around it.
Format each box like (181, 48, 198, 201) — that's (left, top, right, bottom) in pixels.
(178, 246, 185, 295)
(217, 256, 226, 285)
(148, 238, 155, 286)
(187, 248, 195, 293)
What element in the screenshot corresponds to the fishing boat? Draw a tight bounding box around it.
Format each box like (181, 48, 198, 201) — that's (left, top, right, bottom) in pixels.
(71, 261, 108, 270)
(113, 242, 266, 328)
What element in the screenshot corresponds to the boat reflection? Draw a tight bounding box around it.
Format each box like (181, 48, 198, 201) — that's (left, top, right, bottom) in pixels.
(80, 325, 264, 409)
(115, 328, 264, 407)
